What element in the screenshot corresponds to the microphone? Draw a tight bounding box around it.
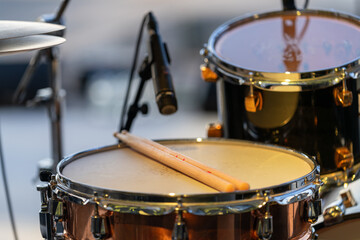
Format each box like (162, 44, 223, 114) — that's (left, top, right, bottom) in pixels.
(146, 12, 177, 115)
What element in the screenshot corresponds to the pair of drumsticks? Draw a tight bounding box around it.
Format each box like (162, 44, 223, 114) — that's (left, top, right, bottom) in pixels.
(114, 131, 250, 192)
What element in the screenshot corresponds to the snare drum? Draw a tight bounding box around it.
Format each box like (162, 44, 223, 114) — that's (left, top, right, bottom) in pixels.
(200, 8, 360, 186)
(38, 139, 321, 240)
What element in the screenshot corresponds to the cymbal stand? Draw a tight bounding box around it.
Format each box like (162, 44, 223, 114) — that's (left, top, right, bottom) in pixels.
(13, 0, 70, 173)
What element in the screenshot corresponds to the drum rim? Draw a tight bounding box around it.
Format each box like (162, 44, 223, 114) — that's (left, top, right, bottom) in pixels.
(204, 9, 360, 91)
(55, 138, 321, 215)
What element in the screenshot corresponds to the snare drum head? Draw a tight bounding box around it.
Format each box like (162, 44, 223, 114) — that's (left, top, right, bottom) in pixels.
(212, 11, 360, 73)
(61, 140, 314, 195)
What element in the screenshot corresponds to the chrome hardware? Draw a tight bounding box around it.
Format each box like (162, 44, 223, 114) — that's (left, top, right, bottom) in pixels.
(340, 190, 357, 208)
(199, 46, 209, 57)
(38, 172, 65, 240)
(172, 198, 188, 240)
(200, 63, 218, 82)
(305, 174, 322, 224)
(334, 146, 354, 171)
(311, 227, 318, 240)
(305, 199, 321, 224)
(245, 73, 263, 112)
(91, 196, 109, 239)
(172, 210, 188, 240)
(334, 69, 353, 107)
(37, 184, 53, 240)
(256, 192, 273, 240)
(323, 203, 345, 226)
(256, 209, 273, 240)
(207, 122, 223, 138)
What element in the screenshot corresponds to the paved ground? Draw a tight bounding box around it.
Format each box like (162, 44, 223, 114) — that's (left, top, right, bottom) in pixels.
(0, 0, 359, 239)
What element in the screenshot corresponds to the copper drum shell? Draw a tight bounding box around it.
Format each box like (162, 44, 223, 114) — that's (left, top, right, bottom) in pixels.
(63, 199, 312, 240)
(55, 140, 320, 240)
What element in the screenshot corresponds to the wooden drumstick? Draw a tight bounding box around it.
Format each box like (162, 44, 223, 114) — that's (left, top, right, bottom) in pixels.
(116, 131, 250, 191)
(115, 132, 235, 192)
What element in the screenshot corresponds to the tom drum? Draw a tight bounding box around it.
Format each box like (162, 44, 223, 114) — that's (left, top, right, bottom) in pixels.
(201, 8, 360, 187)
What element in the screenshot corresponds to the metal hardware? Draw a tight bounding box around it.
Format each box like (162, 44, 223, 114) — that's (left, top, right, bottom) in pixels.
(323, 203, 345, 226)
(172, 210, 188, 240)
(255, 192, 273, 240)
(37, 184, 53, 240)
(340, 190, 357, 208)
(245, 73, 262, 112)
(91, 196, 109, 239)
(207, 123, 223, 138)
(334, 69, 353, 107)
(256, 208, 273, 240)
(320, 162, 360, 192)
(311, 227, 318, 240)
(334, 146, 354, 171)
(199, 46, 209, 57)
(305, 199, 322, 224)
(200, 63, 218, 82)
(172, 199, 188, 240)
(38, 173, 66, 240)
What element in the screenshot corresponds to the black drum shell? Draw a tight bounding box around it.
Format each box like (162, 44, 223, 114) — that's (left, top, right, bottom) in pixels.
(218, 78, 360, 174)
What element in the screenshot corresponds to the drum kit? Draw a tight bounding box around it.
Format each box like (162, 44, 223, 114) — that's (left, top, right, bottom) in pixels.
(1, 0, 360, 239)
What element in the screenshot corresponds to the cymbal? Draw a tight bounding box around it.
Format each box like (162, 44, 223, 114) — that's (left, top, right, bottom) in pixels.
(0, 20, 65, 40)
(0, 35, 65, 55)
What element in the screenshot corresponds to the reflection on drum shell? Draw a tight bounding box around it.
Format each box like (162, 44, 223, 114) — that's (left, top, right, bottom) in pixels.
(218, 78, 360, 175)
(63, 200, 312, 240)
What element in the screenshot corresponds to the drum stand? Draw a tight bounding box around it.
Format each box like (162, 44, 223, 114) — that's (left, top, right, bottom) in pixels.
(13, 0, 70, 173)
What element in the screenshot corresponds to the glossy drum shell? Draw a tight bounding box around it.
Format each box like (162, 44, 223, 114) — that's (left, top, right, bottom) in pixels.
(55, 139, 320, 240)
(204, 9, 360, 175)
(63, 200, 312, 240)
(218, 79, 359, 174)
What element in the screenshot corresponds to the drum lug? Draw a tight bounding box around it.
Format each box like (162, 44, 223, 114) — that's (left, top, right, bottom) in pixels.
(200, 45, 209, 57)
(255, 194, 273, 240)
(91, 196, 110, 240)
(255, 210, 273, 240)
(245, 89, 263, 112)
(200, 63, 218, 83)
(305, 199, 322, 224)
(333, 68, 353, 107)
(172, 209, 188, 240)
(245, 72, 263, 113)
(334, 146, 354, 171)
(207, 122, 223, 138)
(91, 215, 109, 240)
(172, 198, 188, 240)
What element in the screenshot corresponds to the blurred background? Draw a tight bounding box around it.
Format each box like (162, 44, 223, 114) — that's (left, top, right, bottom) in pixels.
(0, 0, 359, 239)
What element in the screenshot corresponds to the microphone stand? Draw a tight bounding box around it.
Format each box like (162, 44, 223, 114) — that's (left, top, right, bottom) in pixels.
(121, 56, 151, 132)
(13, 0, 70, 173)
